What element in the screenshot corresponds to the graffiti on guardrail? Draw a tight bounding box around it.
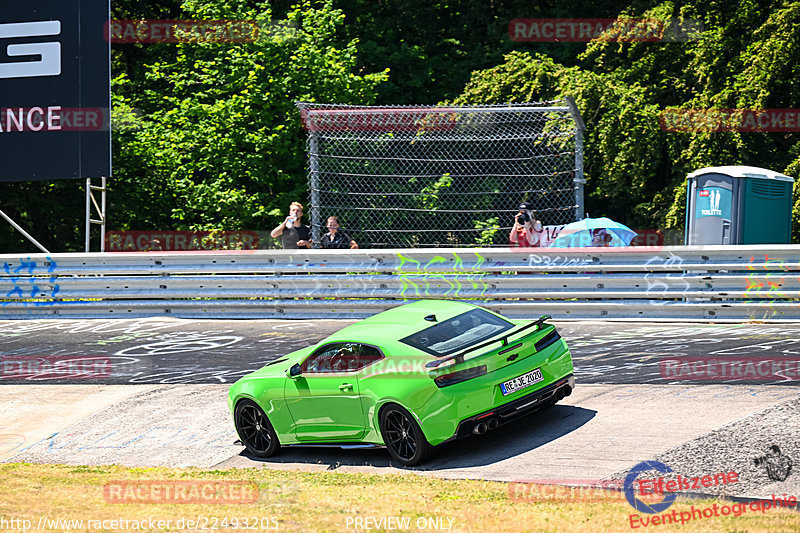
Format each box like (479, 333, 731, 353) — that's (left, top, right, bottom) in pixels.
(1, 257, 60, 306)
(644, 252, 689, 303)
(396, 252, 490, 299)
(1, 249, 799, 319)
(744, 254, 799, 302)
(744, 275, 791, 301)
(528, 254, 593, 269)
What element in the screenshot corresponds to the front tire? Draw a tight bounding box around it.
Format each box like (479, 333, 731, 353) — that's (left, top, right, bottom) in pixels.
(234, 399, 280, 458)
(379, 404, 432, 467)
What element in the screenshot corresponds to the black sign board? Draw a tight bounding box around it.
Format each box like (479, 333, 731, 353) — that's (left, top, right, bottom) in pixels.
(0, 1, 110, 182)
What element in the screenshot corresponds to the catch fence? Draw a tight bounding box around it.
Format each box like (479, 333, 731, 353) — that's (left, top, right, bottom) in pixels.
(296, 99, 585, 248)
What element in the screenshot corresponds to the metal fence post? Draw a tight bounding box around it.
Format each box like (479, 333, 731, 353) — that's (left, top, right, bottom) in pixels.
(309, 132, 321, 247)
(85, 176, 107, 252)
(566, 97, 586, 221)
(574, 129, 585, 221)
(100, 176, 107, 252)
(85, 177, 91, 252)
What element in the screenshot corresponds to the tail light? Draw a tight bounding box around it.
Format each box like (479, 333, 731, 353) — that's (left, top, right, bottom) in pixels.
(534, 329, 561, 352)
(433, 365, 487, 388)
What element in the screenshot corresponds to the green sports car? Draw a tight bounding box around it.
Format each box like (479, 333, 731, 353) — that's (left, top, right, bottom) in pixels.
(228, 300, 575, 466)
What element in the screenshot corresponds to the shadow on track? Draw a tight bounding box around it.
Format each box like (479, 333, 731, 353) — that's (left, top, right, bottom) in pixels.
(233, 404, 596, 471)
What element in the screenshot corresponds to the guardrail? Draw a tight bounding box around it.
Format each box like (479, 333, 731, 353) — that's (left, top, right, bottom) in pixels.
(1, 245, 799, 320)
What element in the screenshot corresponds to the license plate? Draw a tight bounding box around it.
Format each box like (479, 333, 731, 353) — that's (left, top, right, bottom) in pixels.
(500, 368, 543, 396)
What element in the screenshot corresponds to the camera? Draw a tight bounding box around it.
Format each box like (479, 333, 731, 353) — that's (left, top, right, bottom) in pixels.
(516, 212, 530, 224)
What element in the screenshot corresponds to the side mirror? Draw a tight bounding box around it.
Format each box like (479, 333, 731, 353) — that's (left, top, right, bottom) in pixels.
(287, 363, 302, 378)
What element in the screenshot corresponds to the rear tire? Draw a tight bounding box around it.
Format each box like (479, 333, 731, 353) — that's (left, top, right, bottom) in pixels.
(234, 399, 280, 458)
(379, 404, 432, 467)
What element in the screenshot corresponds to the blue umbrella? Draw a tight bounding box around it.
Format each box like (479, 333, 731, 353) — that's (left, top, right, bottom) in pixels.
(549, 217, 637, 248)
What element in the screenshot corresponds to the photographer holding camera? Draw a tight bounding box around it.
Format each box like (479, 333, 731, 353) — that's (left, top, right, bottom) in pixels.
(509, 202, 543, 247)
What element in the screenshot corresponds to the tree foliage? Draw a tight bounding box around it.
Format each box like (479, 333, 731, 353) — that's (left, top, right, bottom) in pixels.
(453, 1, 800, 240)
(111, 0, 386, 233)
(452, 51, 665, 227)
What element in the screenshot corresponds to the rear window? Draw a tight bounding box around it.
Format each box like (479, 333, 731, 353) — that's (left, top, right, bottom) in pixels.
(399, 309, 514, 356)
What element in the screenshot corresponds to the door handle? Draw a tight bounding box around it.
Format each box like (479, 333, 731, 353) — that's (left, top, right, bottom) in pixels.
(339, 383, 353, 391)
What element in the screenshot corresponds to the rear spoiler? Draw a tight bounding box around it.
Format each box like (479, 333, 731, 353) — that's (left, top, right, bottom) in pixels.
(426, 315, 552, 369)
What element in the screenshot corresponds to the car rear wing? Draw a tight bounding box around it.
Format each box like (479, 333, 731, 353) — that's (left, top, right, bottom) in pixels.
(425, 315, 552, 369)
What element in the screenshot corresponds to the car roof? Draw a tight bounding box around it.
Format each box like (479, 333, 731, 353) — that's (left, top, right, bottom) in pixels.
(324, 300, 485, 345)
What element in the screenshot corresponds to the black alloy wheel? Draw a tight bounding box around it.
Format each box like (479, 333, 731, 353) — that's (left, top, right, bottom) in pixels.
(234, 399, 280, 458)
(379, 405, 432, 467)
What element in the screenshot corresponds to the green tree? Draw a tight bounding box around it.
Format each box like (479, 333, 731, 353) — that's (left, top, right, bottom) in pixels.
(327, 0, 624, 105)
(579, 1, 800, 239)
(111, 0, 387, 235)
(453, 1, 800, 241)
(452, 51, 664, 228)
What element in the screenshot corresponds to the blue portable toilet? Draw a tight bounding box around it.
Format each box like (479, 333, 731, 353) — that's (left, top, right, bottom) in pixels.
(685, 166, 794, 245)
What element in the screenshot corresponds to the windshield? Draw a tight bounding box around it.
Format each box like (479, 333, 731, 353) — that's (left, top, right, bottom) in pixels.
(399, 308, 514, 356)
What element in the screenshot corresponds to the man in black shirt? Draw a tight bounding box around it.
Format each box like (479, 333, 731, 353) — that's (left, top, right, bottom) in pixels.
(270, 201, 312, 249)
(320, 216, 358, 249)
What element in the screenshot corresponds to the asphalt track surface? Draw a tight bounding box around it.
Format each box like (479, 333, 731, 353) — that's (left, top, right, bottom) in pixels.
(2, 317, 800, 500)
(1, 318, 800, 385)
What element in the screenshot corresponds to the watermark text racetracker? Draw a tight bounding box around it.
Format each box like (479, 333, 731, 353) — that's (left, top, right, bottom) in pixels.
(660, 356, 800, 381)
(1, 356, 110, 381)
(103, 481, 258, 504)
(105, 19, 297, 44)
(509, 479, 626, 503)
(105, 230, 261, 251)
(661, 108, 800, 132)
(509, 18, 703, 42)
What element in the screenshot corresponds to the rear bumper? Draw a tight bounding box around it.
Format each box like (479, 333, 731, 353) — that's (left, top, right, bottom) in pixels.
(449, 374, 575, 441)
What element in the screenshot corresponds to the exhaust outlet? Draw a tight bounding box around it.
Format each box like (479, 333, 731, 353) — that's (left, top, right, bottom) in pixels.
(487, 418, 499, 431)
(563, 385, 572, 397)
(472, 422, 488, 435)
(555, 388, 565, 401)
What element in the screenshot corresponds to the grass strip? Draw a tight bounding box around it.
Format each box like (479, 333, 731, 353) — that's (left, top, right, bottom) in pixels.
(0, 463, 798, 532)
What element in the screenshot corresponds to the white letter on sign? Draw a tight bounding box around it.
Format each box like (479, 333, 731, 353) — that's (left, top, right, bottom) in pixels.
(0, 21, 61, 79)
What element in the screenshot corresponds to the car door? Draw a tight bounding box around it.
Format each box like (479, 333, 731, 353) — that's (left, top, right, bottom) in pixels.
(285, 342, 366, 441)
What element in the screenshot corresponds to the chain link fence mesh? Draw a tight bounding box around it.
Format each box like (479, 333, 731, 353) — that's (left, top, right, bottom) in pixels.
(296, 100, 584, 248)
